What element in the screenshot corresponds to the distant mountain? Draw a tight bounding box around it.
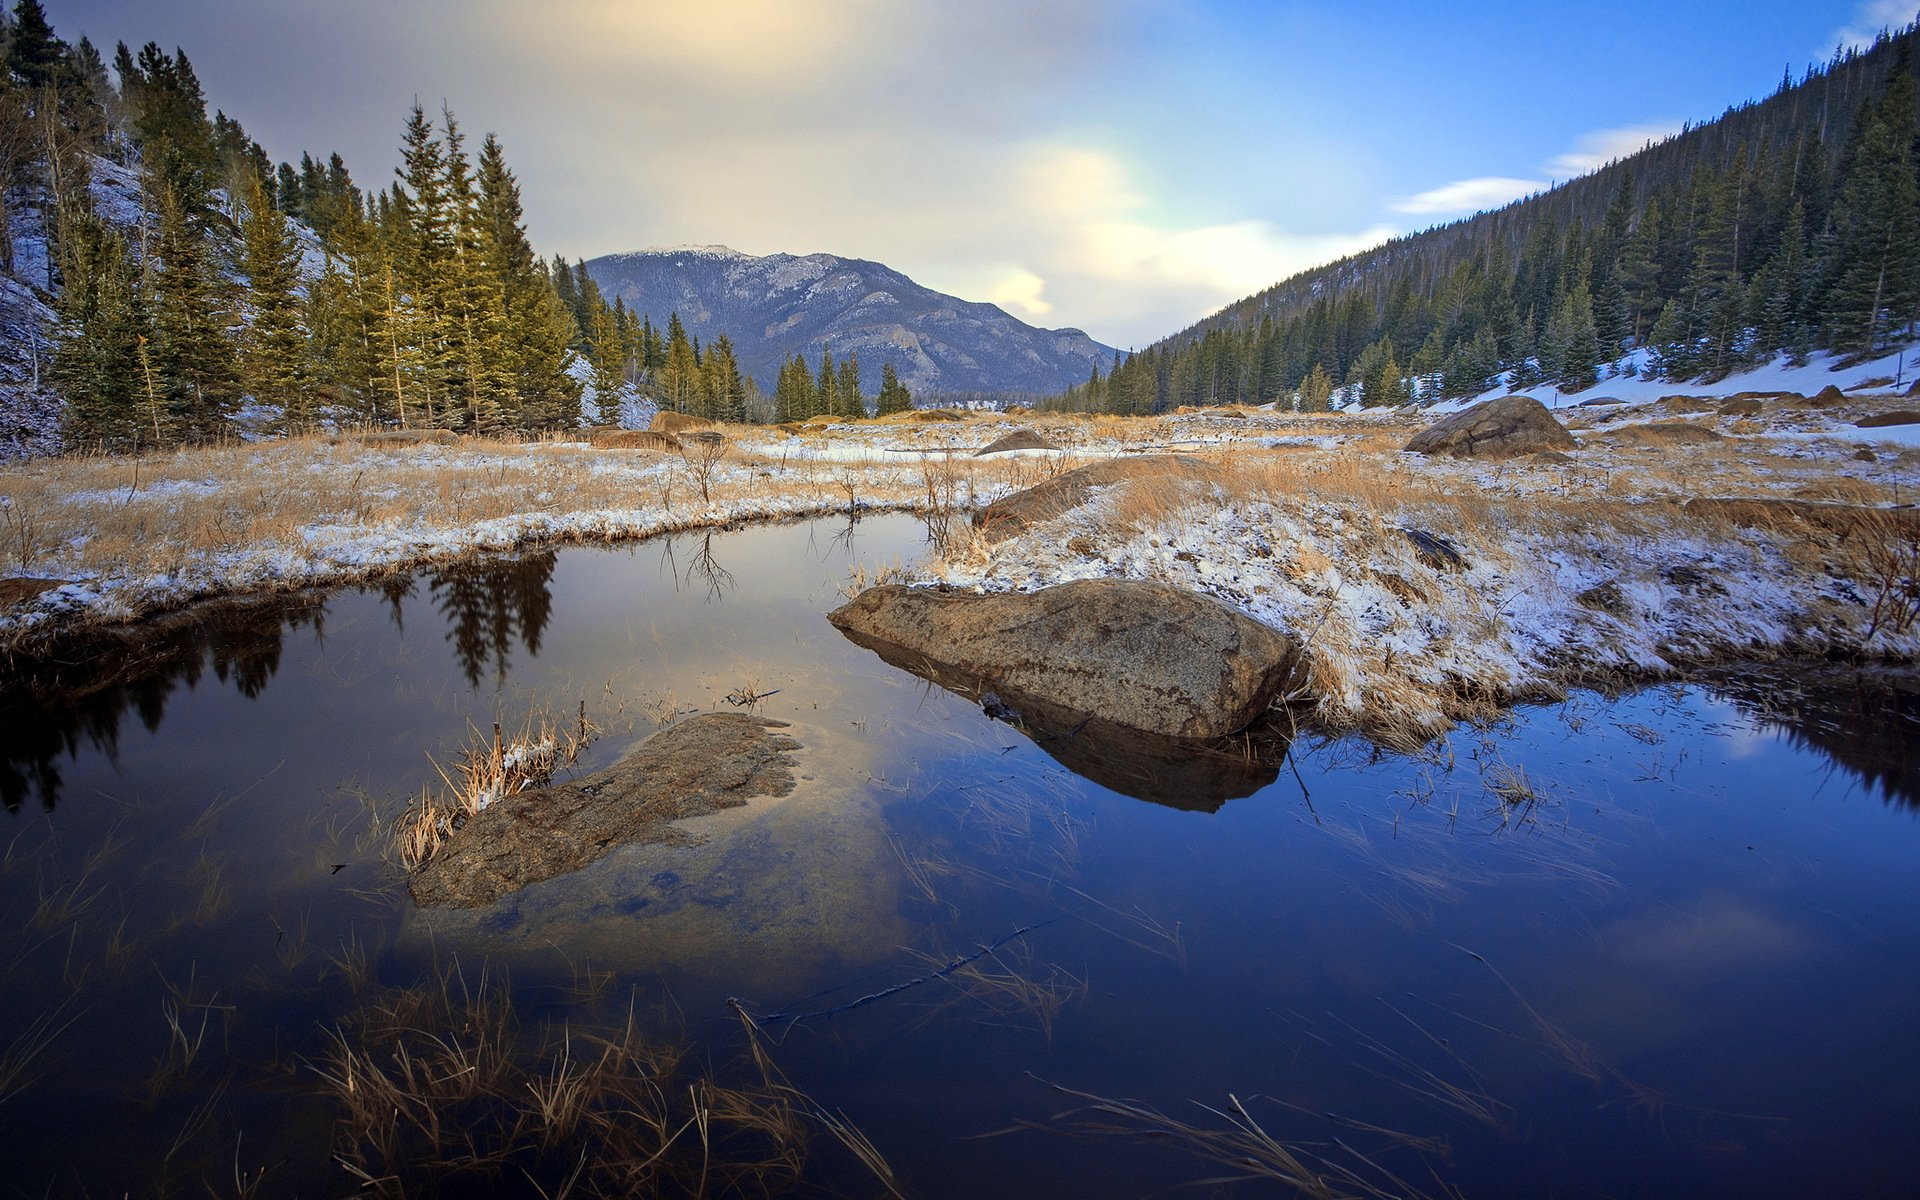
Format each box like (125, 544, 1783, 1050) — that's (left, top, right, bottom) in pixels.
(584, 246, 1116, 399)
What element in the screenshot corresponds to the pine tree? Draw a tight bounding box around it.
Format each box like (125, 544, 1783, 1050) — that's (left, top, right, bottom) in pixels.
(816, 347, 837, 418)
(702, 334, 745, 422)
(1825, 69, 1920, 353)
(5, 1, 63, 91)
(52, 203, 147, 449)
(1297, 362, 1334, 412)
(474, 133, 577, 431)
(835, 352, 863, 418)
(145, 144, 239, 442)
(650, 313, 695, 414)
(236, 172, 310, 429)
(874, 361, 912, 415)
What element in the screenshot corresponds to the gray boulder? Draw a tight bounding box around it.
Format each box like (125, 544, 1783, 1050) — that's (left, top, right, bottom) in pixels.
(828, 579, 1301, 739)
(1404, 396, 1576, 459)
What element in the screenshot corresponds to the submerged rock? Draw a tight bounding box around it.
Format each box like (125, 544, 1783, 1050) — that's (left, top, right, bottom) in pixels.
(972, 454, 1219, 542)
(1403, 396, 1576, 459)
(410, 713, 800, 909)
(829, 579, 1301, 739)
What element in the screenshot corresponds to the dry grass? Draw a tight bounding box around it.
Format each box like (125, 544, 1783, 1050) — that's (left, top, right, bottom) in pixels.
(395, 707, 598, 870)
(309, 958, 892, 1198)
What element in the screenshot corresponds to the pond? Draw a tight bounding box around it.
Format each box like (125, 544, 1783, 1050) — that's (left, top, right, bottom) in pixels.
(1, 514, 1915, 1198)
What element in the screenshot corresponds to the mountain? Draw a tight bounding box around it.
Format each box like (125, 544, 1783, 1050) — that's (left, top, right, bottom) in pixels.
(1045, 23, 1920, 415)
(585, 246, 1116, 400)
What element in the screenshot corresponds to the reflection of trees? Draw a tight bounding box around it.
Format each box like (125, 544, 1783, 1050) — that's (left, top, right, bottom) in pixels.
(0, 596, 326, 812)
(658, 532, 734, 603)
(1703, 664, 1920, 811)
(427, 552, 558, 687)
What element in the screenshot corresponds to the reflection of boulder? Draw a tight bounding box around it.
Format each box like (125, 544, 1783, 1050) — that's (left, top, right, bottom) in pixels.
(847, 635, 1286, 810)
(830, 580, 1300, 739)
(409, 713, 801, 909)
(1404, 396, 1576, 459)
(972, 455, 1219, 542)
(1697, 664, 1920, 810)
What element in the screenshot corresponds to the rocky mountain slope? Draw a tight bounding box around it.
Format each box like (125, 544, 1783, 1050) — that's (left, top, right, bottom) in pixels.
(585, 245, 1115, 399)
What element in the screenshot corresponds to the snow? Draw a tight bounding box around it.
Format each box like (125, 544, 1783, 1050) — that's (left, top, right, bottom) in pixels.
(1421, 346, 1917, 414)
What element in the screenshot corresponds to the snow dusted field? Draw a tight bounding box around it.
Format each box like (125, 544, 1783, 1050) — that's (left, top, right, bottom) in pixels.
(4, 366, 1918, 741)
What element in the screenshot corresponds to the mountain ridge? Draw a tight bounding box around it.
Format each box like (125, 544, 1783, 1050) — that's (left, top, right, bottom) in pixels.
(585, 245, 1115, 399)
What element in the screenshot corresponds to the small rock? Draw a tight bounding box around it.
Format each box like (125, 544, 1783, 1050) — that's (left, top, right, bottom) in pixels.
(1402, 528, 1467, 572)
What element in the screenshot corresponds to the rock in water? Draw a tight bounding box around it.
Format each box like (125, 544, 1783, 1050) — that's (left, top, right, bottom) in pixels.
(828, 579, 1301, 739)
(1403, 395, 1576, 459)
(410, 713, 800, 909)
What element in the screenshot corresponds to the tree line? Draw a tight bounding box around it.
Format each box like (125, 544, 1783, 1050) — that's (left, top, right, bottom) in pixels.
(0, 1, 905, 453)
(1045, 24, 1920, 415)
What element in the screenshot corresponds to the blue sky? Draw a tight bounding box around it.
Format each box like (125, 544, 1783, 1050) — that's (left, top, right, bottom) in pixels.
(41, 0, 1916, 346)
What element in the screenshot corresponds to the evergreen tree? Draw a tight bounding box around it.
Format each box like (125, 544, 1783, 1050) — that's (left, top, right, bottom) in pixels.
(657, 312, 698, 414)
(702, 334, 745, 422)
(474, 133, 576, 430)
(874, 361, 912, 415)
(816, 346, 837, 417)
(835, 352, 863, 418)
(236, 172, 309, 429)
(52, 203, 147, 449)
(1824, 69, 1920, 353)
(1297, 362, 1334, 412)
(145, 144, 239, 442)
(5, 1, 62, 91)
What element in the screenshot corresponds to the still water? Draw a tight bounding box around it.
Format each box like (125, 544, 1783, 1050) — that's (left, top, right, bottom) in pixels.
(1, 514, 1915, 1198)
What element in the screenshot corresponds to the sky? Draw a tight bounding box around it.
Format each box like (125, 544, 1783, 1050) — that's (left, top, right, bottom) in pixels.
(37, 0, 1920, 348)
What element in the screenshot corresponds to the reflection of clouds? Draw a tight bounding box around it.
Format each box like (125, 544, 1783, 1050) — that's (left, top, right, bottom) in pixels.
(1600, 897, 1808, 982)
(1689, 693, 1780, 762)
(1541, 896, 1810, 1060)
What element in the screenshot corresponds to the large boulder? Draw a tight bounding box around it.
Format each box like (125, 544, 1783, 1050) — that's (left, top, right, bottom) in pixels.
(828, 579, 1301, 740)
(972, 454, 1219, 541)
(651, 411, 718, 435)
(1403, 396, 1575, 458)
(973, 428, 1060, 456)
(587, 428, 682, 451)
(409, 713, 800, 909)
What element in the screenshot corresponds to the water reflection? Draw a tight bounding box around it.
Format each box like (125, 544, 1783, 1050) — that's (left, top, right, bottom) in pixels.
(835, 626, 1289, 810)
(0, 595, 326, 811)
(659, 531, 735, 602)
(0, 549, 561, 810)
(1701, 663, 1920, 809)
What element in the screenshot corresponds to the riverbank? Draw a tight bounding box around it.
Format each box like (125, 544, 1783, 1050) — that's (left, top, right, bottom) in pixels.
(5, 398, 1919, 745)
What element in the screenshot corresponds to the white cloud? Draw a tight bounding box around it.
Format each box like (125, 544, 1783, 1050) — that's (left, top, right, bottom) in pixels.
(1391, 176, 1544, 216)
(985, 269, 1054, 318)
(1546, 124, 1680, 178)
(1829, 1, 1919, 53)
(1390, 122, 1682, 222)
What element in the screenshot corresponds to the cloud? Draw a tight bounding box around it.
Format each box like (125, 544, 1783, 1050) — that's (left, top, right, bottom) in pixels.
(1829, 1, 1919, 53)
(985, 270, 1054, 318)
(1392, 176, 1545, 216)
(1390, 122, 1682, 220)
(1545, 124, 1680, 177)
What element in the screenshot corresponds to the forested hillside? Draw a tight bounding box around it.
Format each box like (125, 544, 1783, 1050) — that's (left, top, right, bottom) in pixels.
(1047, 23, 1920, 415)
(0, 1, 798, 458)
